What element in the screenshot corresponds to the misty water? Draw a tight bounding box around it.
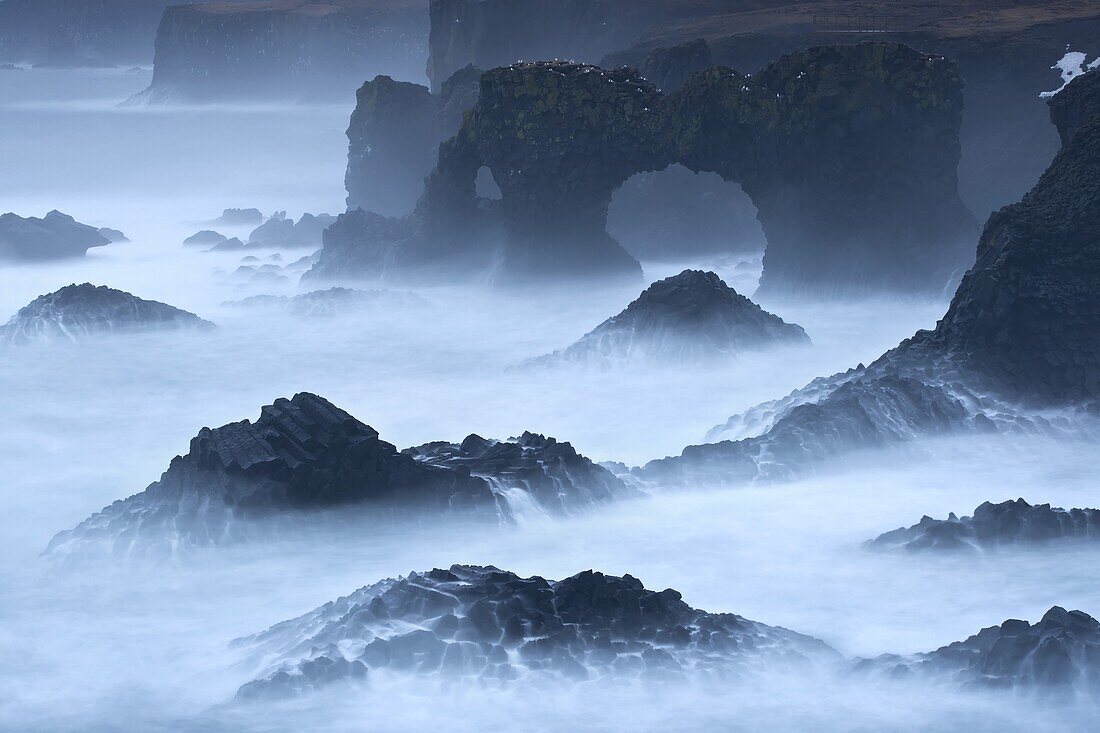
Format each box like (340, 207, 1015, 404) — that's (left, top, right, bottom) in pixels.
(2, 68, 1099, 731)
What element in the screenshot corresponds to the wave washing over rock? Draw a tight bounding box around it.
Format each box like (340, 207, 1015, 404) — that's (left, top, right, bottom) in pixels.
(854, 606, 1100, 693)
(636, 85, 1100, 487)
(0, 284, 214, 345)
(234, 564, 840, 698)
(0, 210, 112, 261)
(46, 394, 630, 559)
(224, 287, 430, 317)
(866, 499, 1100, 553)
(526, 270, 807, 366)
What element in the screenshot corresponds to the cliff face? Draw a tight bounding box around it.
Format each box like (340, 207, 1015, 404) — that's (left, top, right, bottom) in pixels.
(0, 0, 172, 66)
(1049, 70, 1100, 147)
(138, 0, 429, 103)
(426, 0, 665, 91)
(344, 65, 480, 215)
(317, 44, 974, 291)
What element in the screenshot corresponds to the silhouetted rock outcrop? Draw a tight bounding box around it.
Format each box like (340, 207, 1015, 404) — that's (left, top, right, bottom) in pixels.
(867, 499, 1100, 553)
(96, 227, 128, 243)
(529, 270, 807, 366)
(0, 210, 111, 261)
(246, 212, 334, 249)
(208, 208, 262, 226)
(132, 0, 429, 103)
(235, 563, 840, 697)
(855, 607, 1100, 693)
(315, 44, 975, 291)
(0, 284, 213, 344)
(183, 230, 227, 247)
(47, 394, 629, 558)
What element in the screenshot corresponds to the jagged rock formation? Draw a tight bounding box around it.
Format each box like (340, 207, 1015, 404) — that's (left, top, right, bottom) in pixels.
(426, 0, 668, 91)
(0, 284, 214, 345)
(208, 208, 262, 226)
(0, 210, 111, 261)
(183, 230, 228, 247)
(132, 0, 429, 103)
(315, 44, 975, 291)
(246, 212, 335, 249)
(607, 38, 713, 94)
(855, 606, 1100, 693)
(867, 499, 1100, 553)
(226, 287, 430, 316)
(403, 432, 628, 513)
(638, 99, 1100, 486)
(528, 270, 807, 366)
(234, 564, 839, 697)
(47, 393, 629, 558)
(1048, 69, 1100, 147)
(344, 66, 480, 216)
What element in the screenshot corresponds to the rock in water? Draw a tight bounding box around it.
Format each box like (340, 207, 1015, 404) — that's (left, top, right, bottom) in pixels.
(96, 227, 128, 243)
(183, 230, 227, 247)
(225, 288, 430, 317)
(855, 607, 1100, 693)
(246, 212, 335, 249)
(529, 270, 807, 366)
(0, 284, 214, 344)
(47, 394, 629, 558)
(207, 208, 262, 226)
(403, 432, 629, 513)
(0, 210, 110, 261)
(866, 499, 1100, 552)
(234, 564, 840, 697)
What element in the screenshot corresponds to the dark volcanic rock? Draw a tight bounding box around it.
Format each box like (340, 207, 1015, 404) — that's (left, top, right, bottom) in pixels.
(0, 283, 214, 344)
(0, 210, 111, 261)
(1048, 69, 1100, 148)
(529, 270, 808, 366)
(867, 499, 1100, 553)
(856, 606, 1100, 693)
(315, 44, 975, 291)
(608, 38, 714, 94)
(235, 563, 839, 697)
(183, 230, 228, 247)
(403, 432, 630, 512)
(344, 65, 482, 216)
(133, 0, 429, 103)
(208, 208, 262, 227)
(246, 212, 335, 249)
(47, 394, 628, 557)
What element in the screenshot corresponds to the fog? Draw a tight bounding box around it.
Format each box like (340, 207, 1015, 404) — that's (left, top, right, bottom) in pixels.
(2, 67, 1099, 732)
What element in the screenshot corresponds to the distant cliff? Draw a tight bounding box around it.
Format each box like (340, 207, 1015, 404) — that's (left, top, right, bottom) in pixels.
(134, 0, 429, 103)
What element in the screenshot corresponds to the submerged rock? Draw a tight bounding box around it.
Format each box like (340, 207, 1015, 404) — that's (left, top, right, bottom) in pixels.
(0, 210, 110, 261)
(529, 270, 808, 366)
(225, 287, 430, 317)
(235, 563, 839, 697)
(0, 283, 213, 344)
(866, 499, 1100, 553)
(855, 606, 1100, 693)
(47, 394, 629, 558)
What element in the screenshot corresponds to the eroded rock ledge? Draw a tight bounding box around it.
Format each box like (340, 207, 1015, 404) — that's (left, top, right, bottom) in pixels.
(866, 499, 1100, 553)
(47, 393, 631, 558)
(234, 563, 840, 697)
(315, 44, 976, 292)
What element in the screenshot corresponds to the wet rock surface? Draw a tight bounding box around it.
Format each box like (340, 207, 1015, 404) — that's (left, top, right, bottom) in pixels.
(855, 606, 1100, 693)
(236, 564, 839, 697)
(403, 432, 631, 513)
(316, 44, 975, 291)
(0, 210, 111, 261)
(47, 394, 628, 558)
(529, 270, 807, 366)
(0, 283, 214, 344)
(867, 499, 1100, 553)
